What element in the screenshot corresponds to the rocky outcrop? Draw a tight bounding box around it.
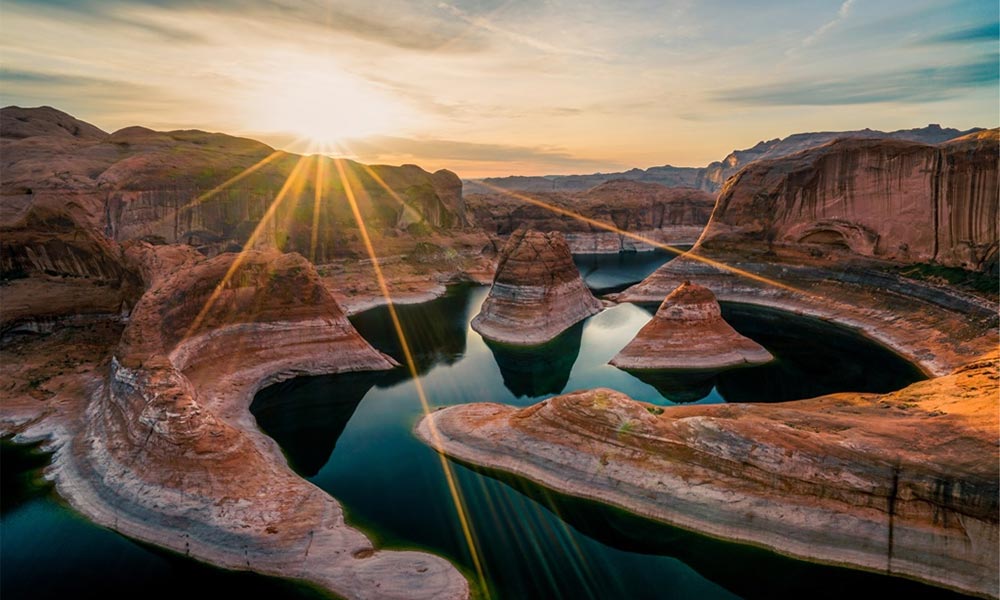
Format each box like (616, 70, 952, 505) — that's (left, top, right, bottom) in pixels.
(466, 180, 713, 252)
(700, 130, 999, 272)
(471, 229, 602, 345)
(469, 124, 983, 194)
(1, 245, 471, 600)
(0, 206, 142, 331)
(1, 106, 470, 260)
(418, 354, 1000, 599)
(610, 282, 772, 370)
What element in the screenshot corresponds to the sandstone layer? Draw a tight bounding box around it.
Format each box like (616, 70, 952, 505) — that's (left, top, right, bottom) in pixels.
(1, 106, 468, 261)
(471, 228, 602, 345)
(465, 179, 714, 252)
(610, 282, 773, 370)
(469, 124, 981, 194)
(701, 130, 999, 272)
(418, 354, 1000, 599)
(1, 245, 470, 600)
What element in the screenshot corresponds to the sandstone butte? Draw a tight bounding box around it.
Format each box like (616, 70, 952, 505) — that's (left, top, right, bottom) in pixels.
(418, 352, 1000, 598)
(617, 129, 1000, 377)
(471, 228, 603, 345)
(609, 281, 773, 370)
(1, 241, 470, 600)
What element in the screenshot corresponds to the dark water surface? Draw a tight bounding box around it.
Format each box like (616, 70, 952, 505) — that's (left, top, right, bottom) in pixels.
(3, 253, 958, 599)
(253, 283, 953, 600)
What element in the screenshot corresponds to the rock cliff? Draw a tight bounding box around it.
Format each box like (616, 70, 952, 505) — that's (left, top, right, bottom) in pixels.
(418, 354, 1000, 599)
(609, 282, 772, 370)
(469, 124, 983, 194)
(471, 228, 602, 345)
(1, 106, 469, 261)
(1, 244, 471, 599)
(466, 179, 713, 252)
(700, 131, 999, 272)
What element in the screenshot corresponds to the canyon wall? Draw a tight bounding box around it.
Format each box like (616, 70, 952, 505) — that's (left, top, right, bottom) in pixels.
(1, 107, 469, 262)
(466, 180, 714, 252)
(700, 130, 999, 272)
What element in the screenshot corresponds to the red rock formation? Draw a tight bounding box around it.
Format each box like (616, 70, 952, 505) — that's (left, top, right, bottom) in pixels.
(702, 130, 999, 271)
(610, 282, 772, 370)
(471, 228, 602, 345)
(0, 206, 141, 331)
(466, 179, 714, 252)
(418, 354, 1000, 599)
(1, 106, 470, 260)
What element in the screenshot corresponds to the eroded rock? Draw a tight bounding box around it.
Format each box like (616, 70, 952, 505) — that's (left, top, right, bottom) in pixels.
(610, 281, 773, 370)
(471, 228, 602, 345)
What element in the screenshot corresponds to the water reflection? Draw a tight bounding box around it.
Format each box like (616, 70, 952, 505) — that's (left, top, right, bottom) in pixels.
(250, 372, 379, 476)
(484, 322, 584, 397)
(625, 369, 719, 403)
(573, 249, 687, 295)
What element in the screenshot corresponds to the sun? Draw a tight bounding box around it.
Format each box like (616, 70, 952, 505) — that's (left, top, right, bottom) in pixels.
(249, 62, 403, 148)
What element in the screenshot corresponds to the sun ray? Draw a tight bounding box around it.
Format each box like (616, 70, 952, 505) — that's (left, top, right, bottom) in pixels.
(179, 150, 288, 213)
(180, 154, 313, 344)
(310, 155, 326, 262)
(470, 180, 805, 295)
(333, 158, 490, 598)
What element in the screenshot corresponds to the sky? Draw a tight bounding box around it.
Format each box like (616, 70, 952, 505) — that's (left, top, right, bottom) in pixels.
(1, 0, 997, 177)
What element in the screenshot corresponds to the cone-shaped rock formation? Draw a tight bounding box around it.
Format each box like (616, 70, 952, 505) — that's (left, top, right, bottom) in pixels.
(611, 281, 773, 370)
(471, 228, 602, 345)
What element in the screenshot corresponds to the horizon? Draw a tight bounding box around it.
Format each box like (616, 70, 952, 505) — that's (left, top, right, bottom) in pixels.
(1, 1, 997, 178)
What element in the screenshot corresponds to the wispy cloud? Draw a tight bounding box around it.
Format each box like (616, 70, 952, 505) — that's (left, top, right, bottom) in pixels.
(716, 58, 999, 106)
(919, 22, 1000, 45)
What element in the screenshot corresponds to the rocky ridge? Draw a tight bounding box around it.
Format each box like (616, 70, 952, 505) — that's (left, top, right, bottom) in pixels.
(418, 354, 1000, 599)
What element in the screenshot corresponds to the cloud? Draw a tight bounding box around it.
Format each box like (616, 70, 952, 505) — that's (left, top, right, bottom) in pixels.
(342, 135, 618, 170)
(3, 0, 483, 52)
(716, 58, 999, 106)
(797, 0, 856, 49)
(919, 22, 1000, 44)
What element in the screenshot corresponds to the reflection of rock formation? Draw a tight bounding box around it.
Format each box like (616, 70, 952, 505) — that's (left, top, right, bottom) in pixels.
(610, 282, 772, 370)
(484, 322, 584, 398)
(626, 370, 717, 403)
(418, 356, 1000, 599)
(350, 285, 474, 379)
(472, 229, 602, 345)
(466, 180, 713, 252)
(701, 131, 999, 271)
(471, 466, 969, 600)
(250, 372, 379, 477)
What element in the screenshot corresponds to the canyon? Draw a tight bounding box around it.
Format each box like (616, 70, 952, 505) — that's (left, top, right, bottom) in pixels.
(2, 105, 997, 599)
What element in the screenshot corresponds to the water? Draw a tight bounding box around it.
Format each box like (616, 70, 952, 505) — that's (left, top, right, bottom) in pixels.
(251, 284, 954, 600)
(573, 249, 686, 294)
(1, 253, 956, 599)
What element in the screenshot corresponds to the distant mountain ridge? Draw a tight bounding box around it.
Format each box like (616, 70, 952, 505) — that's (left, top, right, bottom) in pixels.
(466, 124, 985, 195)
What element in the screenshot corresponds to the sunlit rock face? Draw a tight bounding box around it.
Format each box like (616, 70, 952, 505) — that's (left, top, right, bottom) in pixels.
(610, 282, 772, 370)
(466, 179, 714, 252)
(472, 228, 602, 345)
(418, 353, 1000, 599)
(702, 130, 999, 272)
(1, 106, 469, 261)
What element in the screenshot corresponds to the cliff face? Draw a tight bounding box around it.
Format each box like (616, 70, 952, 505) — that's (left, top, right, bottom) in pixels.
(471, 228, 602, 345)
(1, 107, 469, 261)
(0, 206, 142, 331)
(418, 353, 1000, 599)
(701, 131, 999, 271)
(470, 124, 982, 195)
(466, 180, 714, 252)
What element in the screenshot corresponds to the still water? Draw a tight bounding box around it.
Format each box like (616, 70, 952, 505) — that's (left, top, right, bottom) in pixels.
(1, 253, 960, 599)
